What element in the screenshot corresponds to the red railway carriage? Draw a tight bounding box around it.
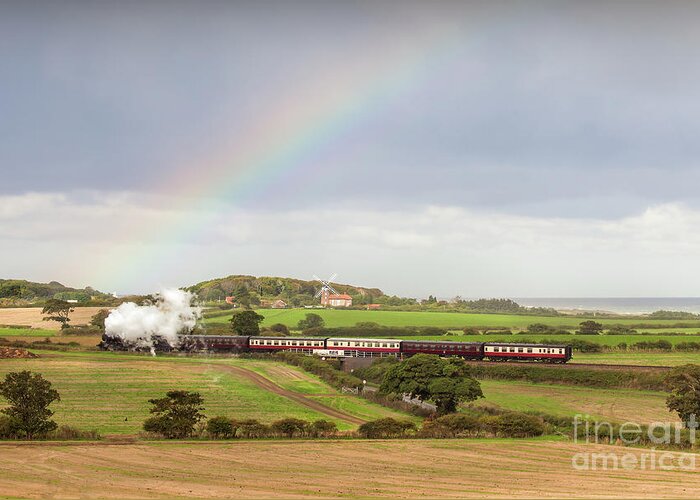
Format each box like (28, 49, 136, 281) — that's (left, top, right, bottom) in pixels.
(325, 338, 401, 358)
(249, 336, 324, 354)
(483, 343, 572, 363)
(401, 340, 483, 359)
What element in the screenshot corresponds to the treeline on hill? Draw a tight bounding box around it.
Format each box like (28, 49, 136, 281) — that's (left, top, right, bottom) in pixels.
(0, 279, 113, 306)
(187, 274, 386, 307)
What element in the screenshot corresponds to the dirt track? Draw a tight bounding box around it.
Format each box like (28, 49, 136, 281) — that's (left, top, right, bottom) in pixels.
(220, 365, 365, 425)
(0, 307, 107, 330)
(1, 439, 698, 498)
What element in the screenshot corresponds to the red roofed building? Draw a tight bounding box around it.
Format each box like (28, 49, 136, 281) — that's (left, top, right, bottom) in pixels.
(320, 289, 353, 307)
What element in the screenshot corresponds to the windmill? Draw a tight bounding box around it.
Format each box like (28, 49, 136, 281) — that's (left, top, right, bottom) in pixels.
(314, 273, 338, 306)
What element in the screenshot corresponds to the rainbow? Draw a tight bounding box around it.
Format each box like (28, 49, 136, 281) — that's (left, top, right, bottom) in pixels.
(93, 25, 466, 291)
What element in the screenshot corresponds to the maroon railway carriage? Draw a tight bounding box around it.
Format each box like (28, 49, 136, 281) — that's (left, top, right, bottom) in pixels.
(182, 335, 249, 353)
(483, 342, 572, 363)
(401, 340, 484, 359)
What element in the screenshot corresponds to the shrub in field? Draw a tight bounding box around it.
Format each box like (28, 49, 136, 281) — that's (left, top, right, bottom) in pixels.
(483, 329, 513, 335)
(462, 327, 481, 335)
(675, 342, 700, 351)
(494, 412, 544, 438)
(358, 418, 416, 438)
(236, 419, 271, 438)
(309, 419, 338, 438)
(567, 339, 603, 352)
(419, 414, 481, 438)
(207, 416, 236, 439)
(48, 425, 101, 440)
(576, 321, 604, 335)
(632, 340, 672, 351)
(271, 418, 309, 438)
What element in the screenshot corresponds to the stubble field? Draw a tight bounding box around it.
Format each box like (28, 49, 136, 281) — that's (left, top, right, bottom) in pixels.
(1, 439, 698, 499)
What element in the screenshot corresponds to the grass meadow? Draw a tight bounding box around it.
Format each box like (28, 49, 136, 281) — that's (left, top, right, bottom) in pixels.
(206, 308, 700, 330)
(0, 351, 410, 434)
(475, 379, 674, 423)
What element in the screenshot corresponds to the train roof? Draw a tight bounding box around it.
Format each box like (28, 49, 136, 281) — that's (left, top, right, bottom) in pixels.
(484, 342, 570, 348)
(256, 336, 325, 341)
(327, 337, 404, 343)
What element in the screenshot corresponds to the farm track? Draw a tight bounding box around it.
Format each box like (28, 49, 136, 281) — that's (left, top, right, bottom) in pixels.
(464, 360, 671, 371)
(217, 364, 366, 425)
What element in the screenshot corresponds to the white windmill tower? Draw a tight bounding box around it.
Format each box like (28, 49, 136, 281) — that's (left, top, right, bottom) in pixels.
(314, 273, 339, 307)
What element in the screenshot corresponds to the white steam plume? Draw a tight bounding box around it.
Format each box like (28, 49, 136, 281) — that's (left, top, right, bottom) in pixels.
(104, 289, 201, 352)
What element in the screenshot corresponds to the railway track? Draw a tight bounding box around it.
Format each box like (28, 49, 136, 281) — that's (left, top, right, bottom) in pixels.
(463, 360, 671, 371)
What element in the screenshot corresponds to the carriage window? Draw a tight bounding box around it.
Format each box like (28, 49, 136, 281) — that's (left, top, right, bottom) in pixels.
(517, 348, 523, 353)
(494, 347, 499, 352)
(527, 348, 533, 353)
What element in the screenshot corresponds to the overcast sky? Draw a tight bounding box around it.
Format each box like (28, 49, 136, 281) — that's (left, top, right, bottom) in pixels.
(2, 1, 700, 297)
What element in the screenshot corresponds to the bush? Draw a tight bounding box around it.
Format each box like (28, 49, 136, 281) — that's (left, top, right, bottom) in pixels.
(309, 419, 337, 438)
(675, 342, 700, 351)
(632, 340, 672, 351)
(236, 419, 271, 439)
(271, 418, 309, 438)
(358, 418, 416, 439)
(48, 425, 101, 440)
(462, 327, 481, 335)
(207, 416, 235, 439)
(494, 412, 544, 438)
(419, 414, 481, 438)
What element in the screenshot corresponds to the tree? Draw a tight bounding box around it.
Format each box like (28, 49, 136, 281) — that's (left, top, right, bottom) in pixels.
(665, 364, 700, 427)
(230, 310, 265, 336)
(143, 390, 205, 438)
(380, 354, 483, 415)
(269, 323, 289, 335)
(90, 309, 110, 331)
(41, 299, 74, 329)
(0, 371, 60, 439)
(576, 320, 604, 335)
(297, 313, 324, 330)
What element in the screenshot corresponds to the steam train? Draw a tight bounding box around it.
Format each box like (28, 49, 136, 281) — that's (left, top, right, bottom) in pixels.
(100, 334, 573, 363)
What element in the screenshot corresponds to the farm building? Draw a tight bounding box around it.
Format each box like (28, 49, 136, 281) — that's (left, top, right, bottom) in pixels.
(320, 290, 353, 307)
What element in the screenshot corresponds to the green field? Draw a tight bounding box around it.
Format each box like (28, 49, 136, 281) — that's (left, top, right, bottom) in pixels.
(475, 380, 675, 423)
(0, 351, 410, 434)
(206, 308, 700, 330)
(0, 327, 54, 337)
(574, 352, 700, 366)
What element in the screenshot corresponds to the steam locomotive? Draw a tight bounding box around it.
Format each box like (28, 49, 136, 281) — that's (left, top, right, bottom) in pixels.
(100, 334, 573, 363)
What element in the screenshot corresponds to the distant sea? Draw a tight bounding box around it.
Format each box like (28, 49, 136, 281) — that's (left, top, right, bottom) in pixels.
(514, 297, 700, 315)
